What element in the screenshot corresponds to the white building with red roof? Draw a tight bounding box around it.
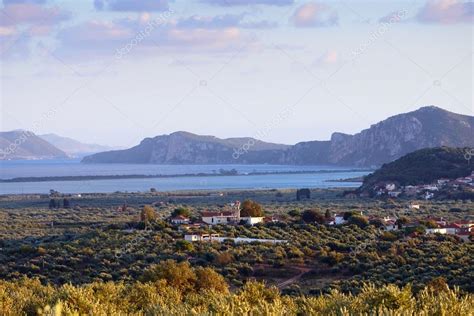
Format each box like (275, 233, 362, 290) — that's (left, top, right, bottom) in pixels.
(201, 211, 238, 225)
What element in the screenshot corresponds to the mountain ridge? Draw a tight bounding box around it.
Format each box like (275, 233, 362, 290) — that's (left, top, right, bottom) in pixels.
(82, 131, 290, 164)
(82, 106, 474, 167)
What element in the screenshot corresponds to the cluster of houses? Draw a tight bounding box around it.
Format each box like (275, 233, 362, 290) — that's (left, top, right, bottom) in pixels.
(329, 212, 473, 242)
(169, 200, 472, 243)
(422, 218, 473, 242)
(371, 172, 474, 199)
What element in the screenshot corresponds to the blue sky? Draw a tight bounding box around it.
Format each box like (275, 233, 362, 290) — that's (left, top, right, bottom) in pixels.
(1, 0, 472, 147)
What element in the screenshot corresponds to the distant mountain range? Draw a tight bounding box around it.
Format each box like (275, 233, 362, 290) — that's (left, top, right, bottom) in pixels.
(82, 106, 474, 167)
(0, 131, 68, 160)
(0, 131, 115, 160)
(39, 133, 115, 157)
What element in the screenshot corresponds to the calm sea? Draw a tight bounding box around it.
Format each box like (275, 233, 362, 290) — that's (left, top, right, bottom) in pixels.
(0, 159, 370, 194)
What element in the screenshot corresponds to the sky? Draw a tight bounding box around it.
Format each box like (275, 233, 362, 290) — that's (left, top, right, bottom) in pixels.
(0, 0, 472, 148)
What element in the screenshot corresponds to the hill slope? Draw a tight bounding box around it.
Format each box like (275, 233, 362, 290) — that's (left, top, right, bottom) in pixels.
(82, 106, 474, 166)
(0, 131, 68, 160)
(359, 147, 473, 191)
(39, 133, 114, 157)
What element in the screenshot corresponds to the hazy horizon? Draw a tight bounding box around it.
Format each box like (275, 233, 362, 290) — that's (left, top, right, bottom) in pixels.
(1, 0, 472, 148)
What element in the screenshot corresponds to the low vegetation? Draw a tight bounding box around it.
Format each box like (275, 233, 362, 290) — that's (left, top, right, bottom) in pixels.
(1, 270, 472, 315)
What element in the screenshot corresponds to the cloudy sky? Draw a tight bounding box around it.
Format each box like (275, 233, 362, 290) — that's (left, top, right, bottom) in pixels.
(1, 0, 472, 147)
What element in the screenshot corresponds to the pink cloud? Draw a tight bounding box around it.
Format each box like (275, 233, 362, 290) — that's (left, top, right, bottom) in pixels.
(167, 27, 242, 48)
(417, 0, 473, 24)
(55, 16, 250, 58)
(0, 26, 17, 37)
(1, 3, 70, 27)
(291, 2, 338, 27)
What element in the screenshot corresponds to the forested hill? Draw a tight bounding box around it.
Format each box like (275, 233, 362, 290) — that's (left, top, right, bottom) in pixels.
(359, 147, 473, 191)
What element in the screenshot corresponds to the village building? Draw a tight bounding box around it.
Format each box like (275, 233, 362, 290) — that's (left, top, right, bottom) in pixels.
(185, 233, 220, 242)
(200, 201, 264, 226)
(437, 179, 450, 185)
(425, 221, 473, 242)
(424, 192, 435, 200)
(263, 215, 283, 224)
(456, 221, 474, 229)
(201, 211, 238, 225)
(426, 227, 448, 234)
(383, 220, 398, 231)
(333, 214, 347, 225)
(443, 223, 462, 235)
(388, 191, 402, 198)
(241, 216, 264, 225)
(170, 215, 190, 225)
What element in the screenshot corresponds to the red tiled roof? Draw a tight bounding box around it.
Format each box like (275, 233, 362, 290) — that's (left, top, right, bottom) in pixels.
(456, 220, 473, 225)
(201, 211, 236, 217)
(443, 223, 462, 229)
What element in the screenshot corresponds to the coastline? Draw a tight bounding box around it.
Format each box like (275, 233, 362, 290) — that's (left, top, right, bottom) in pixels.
(0, 169, 373, 183)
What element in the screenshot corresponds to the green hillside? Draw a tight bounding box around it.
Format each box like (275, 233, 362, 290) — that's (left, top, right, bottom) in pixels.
(360, 147, 473, 190)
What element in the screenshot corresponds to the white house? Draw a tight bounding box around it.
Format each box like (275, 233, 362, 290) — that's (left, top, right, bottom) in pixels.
(170, 215, 190, 225)
(200, 204, 264, 225)
(201, 211, 238, 225)
(388, 191, 402, 198)
(444, 223, 462, 235)
(423, 185, 439, 191)
(334, 214, 347, 225)
(383, 220, 398, 231)
(240, 217, 264, 225)
(426, 227, 447, 234)
(424, 192, 435, 200)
